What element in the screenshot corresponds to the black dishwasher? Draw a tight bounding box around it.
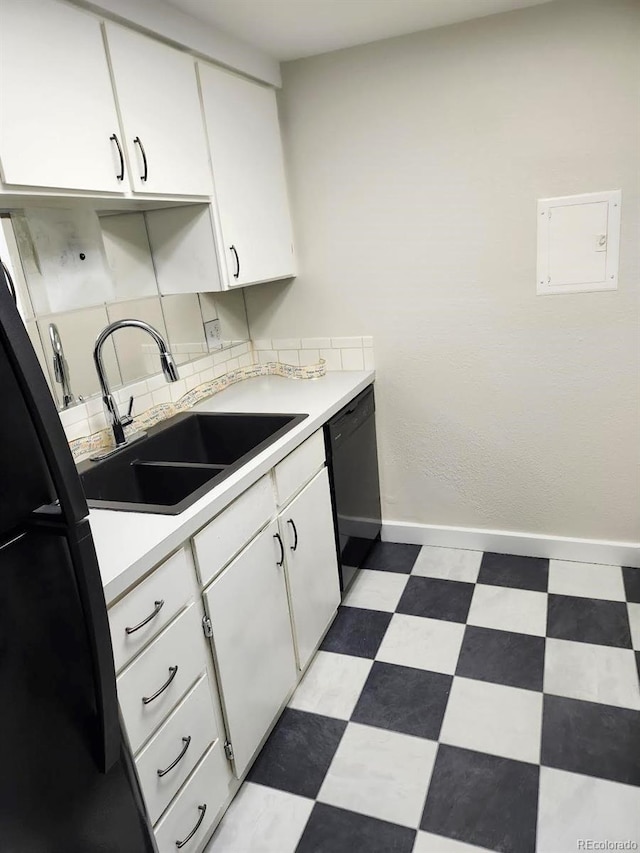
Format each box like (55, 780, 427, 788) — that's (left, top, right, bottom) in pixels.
(325, 385, 382, 595)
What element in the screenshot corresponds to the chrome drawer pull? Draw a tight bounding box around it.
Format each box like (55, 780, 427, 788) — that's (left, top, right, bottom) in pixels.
(157, 736, 191, 777)
(142, 665, 178, 705)
(125, 599, 165, 634)
(176, 804, 207, 848)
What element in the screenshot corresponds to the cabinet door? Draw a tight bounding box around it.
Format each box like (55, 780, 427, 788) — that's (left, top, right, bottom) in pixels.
(0, 0, 125, 192)
(105, 24, 212, 197)
(281, 468, 341, 670)
(203, 522, 296, 776)
(198, 63, 296, 288)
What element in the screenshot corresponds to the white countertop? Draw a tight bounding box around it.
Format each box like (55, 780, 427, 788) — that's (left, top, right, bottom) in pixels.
(90, 370, 375, 605)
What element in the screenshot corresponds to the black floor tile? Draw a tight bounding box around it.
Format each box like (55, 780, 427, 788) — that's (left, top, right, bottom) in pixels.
(320, 606, 392, 659)
(362, 541, 421, 574)
(247, 708, 346, 798)
(636, 652, 640, 684)
(295, 803, 416, 853)
(546, 594, 632, 648)
(456, 625, 545, 691)
(623, 566, 640, 603)
(351, 661, 451, 740)
(396, 576, 474, 623)
(541, 694, 640, 787)
(478, 552, 549, 592)
(421, 745, 539, 853)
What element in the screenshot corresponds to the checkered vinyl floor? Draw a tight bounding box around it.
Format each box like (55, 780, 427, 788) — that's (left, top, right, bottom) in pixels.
(206, 543, 640, 853)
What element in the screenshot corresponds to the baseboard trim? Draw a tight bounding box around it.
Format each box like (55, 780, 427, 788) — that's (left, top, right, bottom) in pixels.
(381, 521, 640, 568)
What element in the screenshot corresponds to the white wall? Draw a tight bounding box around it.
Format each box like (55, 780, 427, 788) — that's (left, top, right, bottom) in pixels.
(244, 0, 640, 543)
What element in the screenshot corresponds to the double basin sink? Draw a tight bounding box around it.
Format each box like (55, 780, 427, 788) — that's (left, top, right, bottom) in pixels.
(78, 411, 307, 515)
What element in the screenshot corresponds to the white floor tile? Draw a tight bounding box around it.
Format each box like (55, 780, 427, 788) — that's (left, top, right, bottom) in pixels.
(342, 569, 408, 612)
(628, 602, 640, 650)
(544, 638, 640, 710)
(205, 782, 313, 853)
(376, 614, 465, 675)
(440, 677, 543, 764)
(536, 767, 640, 853)
(318, 722, 437, 829)
(414, 831, 493, 852)
(467, 584, 547, 637)
(412, 546, 482, 583)
(548, 560, 625, 602)
(287, 651, 373, 719)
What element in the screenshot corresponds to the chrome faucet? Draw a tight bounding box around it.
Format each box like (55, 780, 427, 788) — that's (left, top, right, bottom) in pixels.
(48, 322, 76, 408)
(93, 319, 179, 450)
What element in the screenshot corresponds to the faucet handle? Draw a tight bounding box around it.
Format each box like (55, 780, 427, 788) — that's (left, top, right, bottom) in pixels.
(121, 395, 134, 427)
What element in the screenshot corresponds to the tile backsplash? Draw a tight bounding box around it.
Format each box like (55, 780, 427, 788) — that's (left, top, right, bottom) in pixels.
(59, 342, 252, 443)
(58, 335, 374, 446)
(252, 336, 374, 372)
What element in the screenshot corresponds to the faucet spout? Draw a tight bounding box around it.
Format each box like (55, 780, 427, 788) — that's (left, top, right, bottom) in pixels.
(93, 319, 179, 449)
(160, 351, 179, 382)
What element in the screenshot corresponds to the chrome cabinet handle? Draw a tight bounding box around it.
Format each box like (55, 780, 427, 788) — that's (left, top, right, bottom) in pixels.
(274, 533, 285, 567)
(287, 518, 298, 551)
(176, 804, 207, 848)
(230, 245, 240, 279)
(142, 665, 178, 705)
(157, 736, 191, 777)
(125, 599, 164, 634)
(133, 136, 148, 182)
(110, 133, 125, 180)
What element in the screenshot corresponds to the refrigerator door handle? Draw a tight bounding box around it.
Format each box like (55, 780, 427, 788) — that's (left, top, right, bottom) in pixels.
(68, 522, 121, 773)
(30, 511, 120, 773)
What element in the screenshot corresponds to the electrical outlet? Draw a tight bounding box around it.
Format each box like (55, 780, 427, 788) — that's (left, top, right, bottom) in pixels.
(204, 319, 223, 351)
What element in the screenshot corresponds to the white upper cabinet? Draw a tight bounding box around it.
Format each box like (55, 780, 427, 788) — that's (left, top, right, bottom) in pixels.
(104, 24, 212, 197)
(0, 0, 126, 193)
(198, 63, 296, 288)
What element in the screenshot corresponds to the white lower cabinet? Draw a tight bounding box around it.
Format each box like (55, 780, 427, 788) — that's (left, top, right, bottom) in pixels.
(117, 603, 208, 753)
(108, 546, 194, 673)
(135, 675, 218, 824)
(109, 420, 362, 846)
(203, 521, 297, 777)
(279, 467, 341, 670)
(154, 742, 228, 853)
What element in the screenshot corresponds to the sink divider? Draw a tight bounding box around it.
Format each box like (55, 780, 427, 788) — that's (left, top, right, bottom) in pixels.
(131, 460, 229, 471)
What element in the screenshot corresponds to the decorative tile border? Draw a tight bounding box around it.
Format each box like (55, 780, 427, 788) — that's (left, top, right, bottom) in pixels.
(62, 334, 374, 462)
(68, 358, 327, 462)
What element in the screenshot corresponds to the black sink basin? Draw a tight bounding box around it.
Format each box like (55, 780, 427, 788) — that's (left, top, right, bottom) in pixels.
(78, 411, 307, 514)
(80, 461, 226, 513)
(136, 412, 300, 466)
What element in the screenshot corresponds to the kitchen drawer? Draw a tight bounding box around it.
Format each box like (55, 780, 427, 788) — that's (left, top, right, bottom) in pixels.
(193, 474, 275, 587)
(136, 675, 219, 825)
(109, 547, 194, 673)
(118, 604, 207, 753)
(273, 429, 325, 508)
(154, 742, 229, 853)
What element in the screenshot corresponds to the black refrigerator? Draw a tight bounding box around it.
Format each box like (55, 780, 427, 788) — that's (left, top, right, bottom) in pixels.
(0, 266, 157, 851)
